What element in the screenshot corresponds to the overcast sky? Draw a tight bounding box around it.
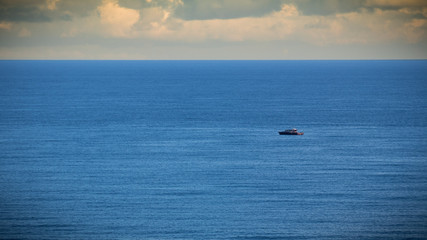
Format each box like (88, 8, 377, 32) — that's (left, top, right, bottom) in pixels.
(0, 0, 426, 59)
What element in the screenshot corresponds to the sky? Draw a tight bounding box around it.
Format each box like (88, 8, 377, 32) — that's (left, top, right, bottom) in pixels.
(0, 0, 426, 60)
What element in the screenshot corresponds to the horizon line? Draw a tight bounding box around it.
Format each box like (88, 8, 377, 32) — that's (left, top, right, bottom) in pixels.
(1, 59, 426, 61)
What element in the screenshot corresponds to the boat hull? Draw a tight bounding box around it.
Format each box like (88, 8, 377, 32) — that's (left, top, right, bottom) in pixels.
(278, 131, 304, 135)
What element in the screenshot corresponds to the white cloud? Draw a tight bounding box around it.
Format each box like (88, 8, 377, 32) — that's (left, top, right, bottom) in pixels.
(97, 0, 140, 38)
(0, 22, 13, 30)
(170, 0, 184, 7)
(277, 4, 299, 17)
(46, 0, 60, 11)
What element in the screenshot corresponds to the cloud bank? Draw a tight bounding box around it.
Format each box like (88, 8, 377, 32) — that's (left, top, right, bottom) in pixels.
(97, 0, 140, 38)
(0, 0, 426, 59)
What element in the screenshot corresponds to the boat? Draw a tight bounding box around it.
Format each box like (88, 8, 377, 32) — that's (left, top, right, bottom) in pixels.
(278, 128, 304, 135)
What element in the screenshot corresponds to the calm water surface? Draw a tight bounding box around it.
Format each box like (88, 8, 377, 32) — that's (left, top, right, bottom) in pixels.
(0, 60, 426, 239)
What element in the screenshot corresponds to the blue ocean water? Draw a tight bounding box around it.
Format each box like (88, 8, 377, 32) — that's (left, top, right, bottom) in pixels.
(0, 60, 426, 239)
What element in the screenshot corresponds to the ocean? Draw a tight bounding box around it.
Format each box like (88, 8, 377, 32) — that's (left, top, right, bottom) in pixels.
(0, 60, 426, 239)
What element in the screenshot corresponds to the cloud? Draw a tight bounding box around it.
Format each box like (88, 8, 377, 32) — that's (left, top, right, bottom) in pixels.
(133, 2, 426, 45)
(283, 0, 363, 16)
(135, 4, 298, 41)
(365, 0, 427, 8)
(281, 0, 427, 16)
(403, 18, 427, 43)
(125, 0, 185, 39)
(60, 27, 78, 38)
(97, 0, 140, 38)
(0, 21, 12, 30)
(174, 0, 282, 20)
(2, 1, 426, 45)
(0, 0, 426, 59)
(295, 7, 427, 45)
(18, 27, 31, 37)
(0, 0, 76, 22)
(46, 0, 60, 10)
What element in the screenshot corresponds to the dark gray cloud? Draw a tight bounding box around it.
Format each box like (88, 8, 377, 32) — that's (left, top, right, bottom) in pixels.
(174, 0, 283, 20)
(286, 0, 364, 16)
(56, 0, 100, 17)
(283, 0, 427, 16)
(1, 0, 427, 24)
(174, 0, 427, 20)
(0, 0, 51, 22)
(0, 5, 51, 22)
(0, 0, 100, 22)
(174, 0, 363, 20)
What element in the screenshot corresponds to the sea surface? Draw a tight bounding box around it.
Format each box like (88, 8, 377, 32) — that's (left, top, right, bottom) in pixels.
(0, 60, 426, 239)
